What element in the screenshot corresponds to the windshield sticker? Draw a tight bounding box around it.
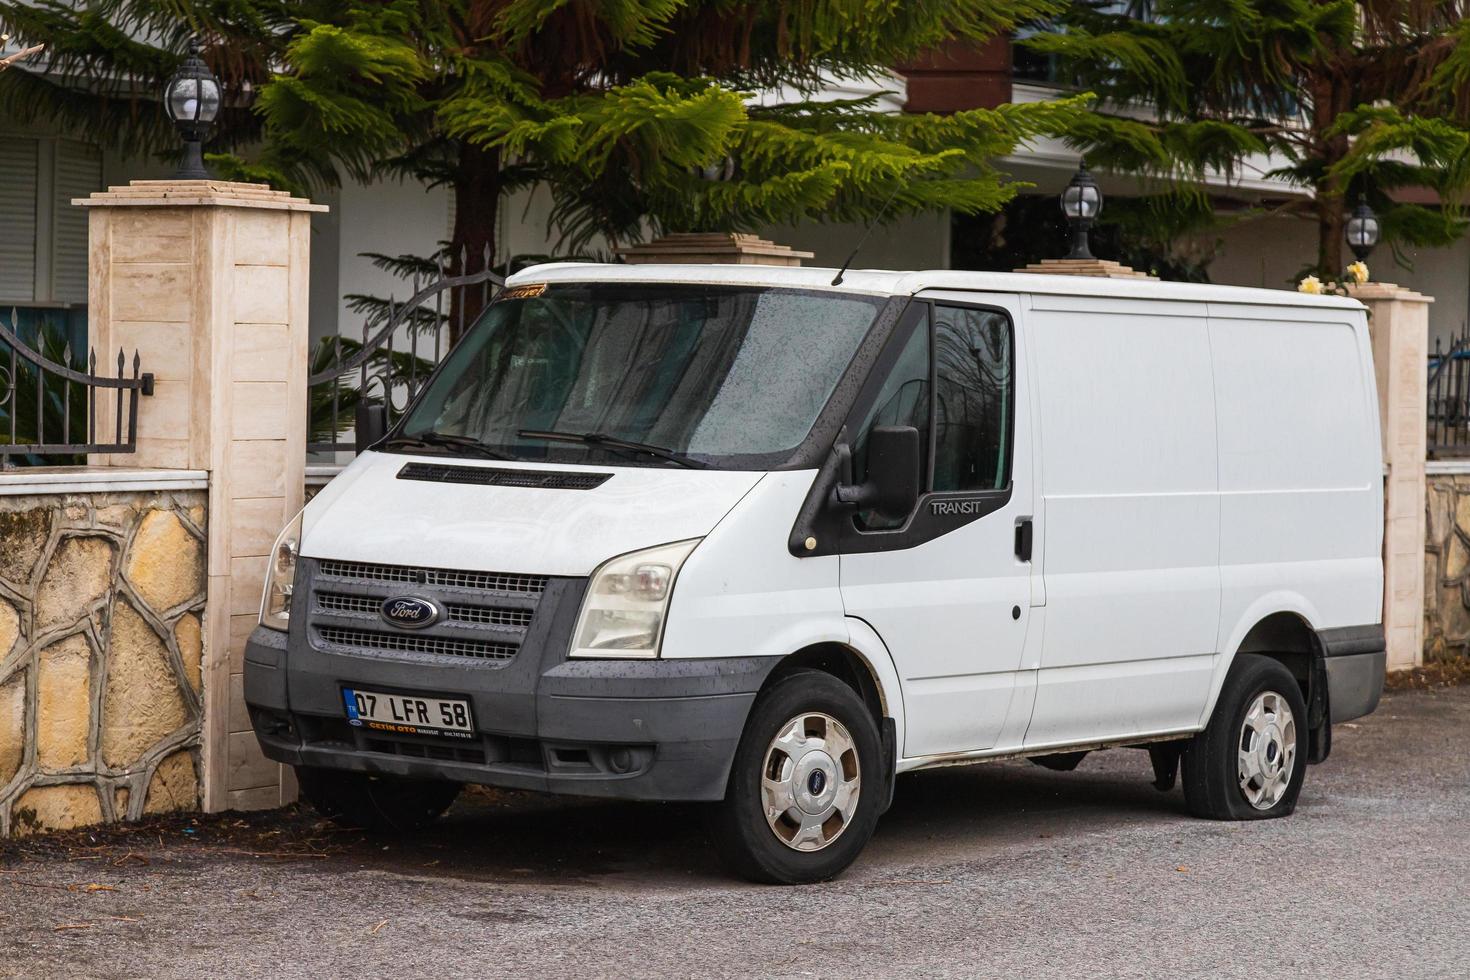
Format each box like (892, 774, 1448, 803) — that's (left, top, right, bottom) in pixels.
(502, 283, 547, 300)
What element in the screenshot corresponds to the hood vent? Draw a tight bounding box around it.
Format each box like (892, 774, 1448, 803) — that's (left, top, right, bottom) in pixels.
(396, 462, 611, 490)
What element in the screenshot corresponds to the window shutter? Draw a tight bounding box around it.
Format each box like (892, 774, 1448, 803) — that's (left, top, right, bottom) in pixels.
(0, 137, 38, 304)
(51, 139, 102, 304)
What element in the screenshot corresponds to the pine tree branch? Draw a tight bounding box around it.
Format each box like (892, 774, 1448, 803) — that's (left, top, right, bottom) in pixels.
(0, 42, 43, 71)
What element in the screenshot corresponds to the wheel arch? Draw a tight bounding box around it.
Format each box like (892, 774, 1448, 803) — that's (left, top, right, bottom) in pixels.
(756, 622, 907, 806)
(760, 638, 898, 729)
(1206, 604, 1330, 761)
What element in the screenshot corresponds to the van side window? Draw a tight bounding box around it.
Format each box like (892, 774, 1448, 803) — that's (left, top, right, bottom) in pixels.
(933, 306, 1012, 492)
(853, 310, 930, 530)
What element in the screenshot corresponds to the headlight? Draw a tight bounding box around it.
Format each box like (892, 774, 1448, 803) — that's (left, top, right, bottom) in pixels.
(570, 539, 700, 659)
(258, 510, 303, 632)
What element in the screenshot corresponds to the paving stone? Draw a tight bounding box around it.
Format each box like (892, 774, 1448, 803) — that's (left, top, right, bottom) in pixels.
(101, 601, 187, 770)
(0, 669, 23, 786)
(175, 613, 202, 695)
(36, 634, 92, 769)
(143, 751, 199, 814)
(0, 506, 52, 587)
(35, 536, 116, 635)
(126, 510, 204, 613)
(10, 783, 102, 835)
(0, 598, 18, 659)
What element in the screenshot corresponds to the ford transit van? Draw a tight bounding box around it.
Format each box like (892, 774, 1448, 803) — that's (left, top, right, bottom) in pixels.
(245, 265, 1387, 884)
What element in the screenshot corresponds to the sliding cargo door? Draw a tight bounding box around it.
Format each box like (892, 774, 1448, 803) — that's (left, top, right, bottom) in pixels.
(1207, 305, 1382, 687)
(1023, 296, 1221, 749)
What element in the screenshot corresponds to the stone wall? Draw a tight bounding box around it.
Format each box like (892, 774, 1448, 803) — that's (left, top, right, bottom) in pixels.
(1424, 471, 1470, 661)
(0, 490, 207, 835)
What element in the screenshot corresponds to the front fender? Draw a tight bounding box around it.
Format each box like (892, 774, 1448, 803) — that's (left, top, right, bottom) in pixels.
(844, 617, 907, 767)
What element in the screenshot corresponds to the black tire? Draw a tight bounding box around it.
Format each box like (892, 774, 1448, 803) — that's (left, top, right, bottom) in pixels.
(710, 670, 884, 885)
(1181, 654, 1308, 820)
(296, 766, 461, 834)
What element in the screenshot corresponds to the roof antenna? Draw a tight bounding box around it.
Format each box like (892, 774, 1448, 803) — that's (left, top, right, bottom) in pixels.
(832, 182, 903, 287)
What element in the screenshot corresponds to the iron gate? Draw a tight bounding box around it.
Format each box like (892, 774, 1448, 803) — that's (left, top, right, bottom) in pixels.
(308, 264, 503, 455)
(0, 307, 154, 467)
(1429, 329, 1470, 457)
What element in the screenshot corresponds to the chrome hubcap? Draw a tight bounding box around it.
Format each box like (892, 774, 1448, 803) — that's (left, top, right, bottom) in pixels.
(761, 712, 861, 852)
(1238, 691, 1297, 810)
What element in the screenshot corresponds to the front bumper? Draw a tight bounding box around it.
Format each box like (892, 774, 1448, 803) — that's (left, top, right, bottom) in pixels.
(244, 622, 778, 802)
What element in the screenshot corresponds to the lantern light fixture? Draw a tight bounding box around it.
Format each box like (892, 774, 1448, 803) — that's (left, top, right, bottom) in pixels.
(696, 156, 736, 182)
(1346, 195, 1380, 262)
(163, 38, 221, 180)
(1060, 160, 1103, 260)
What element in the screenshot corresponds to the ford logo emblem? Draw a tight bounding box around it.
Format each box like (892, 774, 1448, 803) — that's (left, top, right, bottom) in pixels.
(379, 596, 440, 629)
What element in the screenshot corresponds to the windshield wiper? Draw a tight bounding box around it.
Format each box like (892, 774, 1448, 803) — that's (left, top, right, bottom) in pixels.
(382, 431, 518, 461)
(516, 429, 707, 469)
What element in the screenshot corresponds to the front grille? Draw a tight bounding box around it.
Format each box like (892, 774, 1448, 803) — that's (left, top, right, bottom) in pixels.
(445, 604, 533, 628)
(428, 569, 547, 593)
(318, 559, 420, 584)
(365, 737, 487, 765)
(318, 559, 547, 594)
(316, 592, 379, 615)
(317, 591, 533, 629)
(309, 557, 552, 666)
(397, 462, 611, 491)
(301, 718, 490, 765)
(318, 626, 517, 662)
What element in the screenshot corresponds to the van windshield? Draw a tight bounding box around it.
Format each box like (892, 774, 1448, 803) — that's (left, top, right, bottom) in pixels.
(394, 283, 883, 469)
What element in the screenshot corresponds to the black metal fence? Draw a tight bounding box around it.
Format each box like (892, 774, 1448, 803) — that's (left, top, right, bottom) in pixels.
(1429, 330, 1470, 456)
(309, 261, 503, 455)
(0, 308, 154, 467)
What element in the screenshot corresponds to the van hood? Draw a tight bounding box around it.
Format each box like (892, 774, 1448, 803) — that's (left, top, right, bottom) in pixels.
(301, 451, 766, 577)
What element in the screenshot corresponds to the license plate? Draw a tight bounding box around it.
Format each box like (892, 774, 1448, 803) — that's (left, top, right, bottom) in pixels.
(342, 687, 476, 740)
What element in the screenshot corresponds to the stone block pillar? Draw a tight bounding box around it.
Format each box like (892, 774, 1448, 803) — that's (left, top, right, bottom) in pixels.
(79, 180, 326, 810)
(616, 232, 813, 266)
(1349, 282, 1432, 671)
(1013, 257, 1157, 279)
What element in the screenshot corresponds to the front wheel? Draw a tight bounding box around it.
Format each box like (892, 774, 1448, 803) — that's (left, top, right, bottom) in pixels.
(296, 767, 461, 834)
(710, 670, 884, 885)
(1181, 654, 1307, 820)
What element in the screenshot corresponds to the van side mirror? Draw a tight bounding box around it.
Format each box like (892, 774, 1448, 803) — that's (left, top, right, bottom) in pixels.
(355, 400, 388, 453)
(834, 425, 922, 520)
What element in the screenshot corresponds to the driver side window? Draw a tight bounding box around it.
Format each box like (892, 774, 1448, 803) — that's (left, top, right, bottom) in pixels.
(852, 309, 930, 530)
(934, 305, 1013, 492)
(849, 301, 1015, 533)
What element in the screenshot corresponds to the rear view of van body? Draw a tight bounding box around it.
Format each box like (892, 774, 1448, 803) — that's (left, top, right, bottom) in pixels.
(245, 266, 1385, 884)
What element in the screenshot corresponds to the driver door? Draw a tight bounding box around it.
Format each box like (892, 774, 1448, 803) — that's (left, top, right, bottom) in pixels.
(838, 295, 1036, 759)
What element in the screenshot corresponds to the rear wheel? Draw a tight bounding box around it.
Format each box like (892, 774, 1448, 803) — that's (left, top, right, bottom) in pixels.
(1181, 654, 1307, 820)
(296, 767, 461, 833)
(710, 670, 883, 884)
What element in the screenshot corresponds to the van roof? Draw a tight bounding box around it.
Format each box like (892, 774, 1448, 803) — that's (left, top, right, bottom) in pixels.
(508, 262, 1366, 311)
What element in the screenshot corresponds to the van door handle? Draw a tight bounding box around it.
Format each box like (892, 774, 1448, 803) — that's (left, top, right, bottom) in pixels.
(1014, 517, 1033, 562)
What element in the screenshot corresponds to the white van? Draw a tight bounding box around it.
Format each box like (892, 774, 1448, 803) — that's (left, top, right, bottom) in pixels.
(245, 264, 1386, 884)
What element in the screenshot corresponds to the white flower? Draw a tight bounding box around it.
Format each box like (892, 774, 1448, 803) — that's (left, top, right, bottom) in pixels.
(1346, 260, 1369, 284)
(1298, 275, 1324, 295)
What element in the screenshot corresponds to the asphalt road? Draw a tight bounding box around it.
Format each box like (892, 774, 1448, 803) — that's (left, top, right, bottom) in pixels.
(3, 685, 1468, 980)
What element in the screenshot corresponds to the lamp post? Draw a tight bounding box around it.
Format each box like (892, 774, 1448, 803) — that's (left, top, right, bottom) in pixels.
(697, 156, 736, 183)
(1345, 195, 1380, 262)
(1061, 160, 1103, 260)
(163, 39, 221, 180)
